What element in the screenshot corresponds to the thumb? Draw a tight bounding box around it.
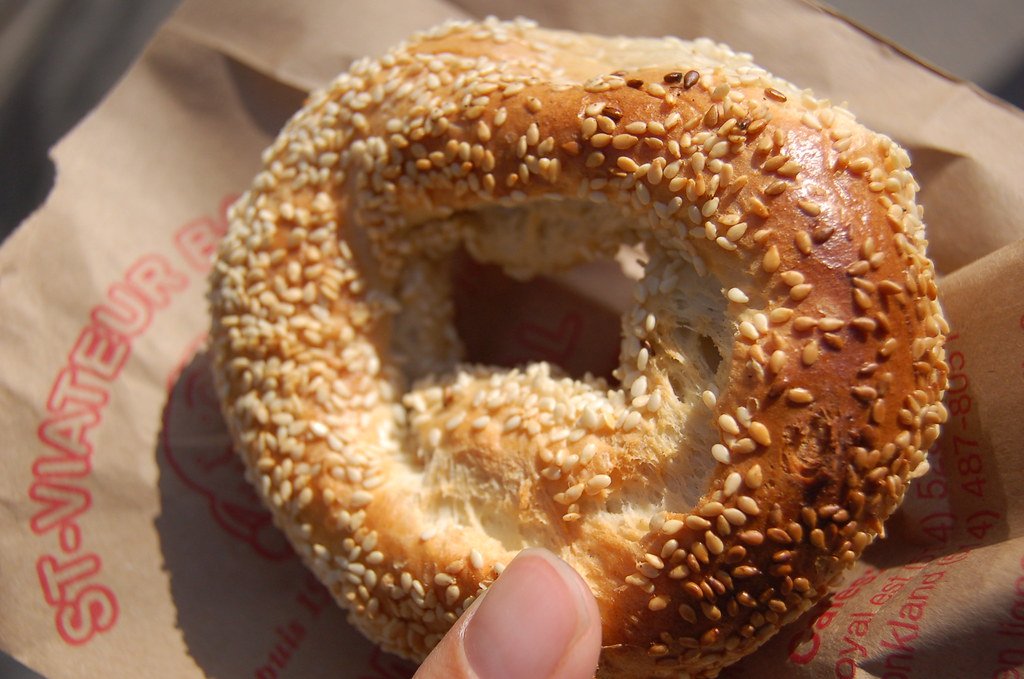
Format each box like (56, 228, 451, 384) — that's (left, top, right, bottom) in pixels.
(413, 548, 602, 679)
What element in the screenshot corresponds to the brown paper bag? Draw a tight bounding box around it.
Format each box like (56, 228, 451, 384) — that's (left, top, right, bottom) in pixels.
(2, 1, 1023, 677)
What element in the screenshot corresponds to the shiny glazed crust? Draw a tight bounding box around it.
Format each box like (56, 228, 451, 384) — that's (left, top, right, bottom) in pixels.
(208, 18, 949, 678)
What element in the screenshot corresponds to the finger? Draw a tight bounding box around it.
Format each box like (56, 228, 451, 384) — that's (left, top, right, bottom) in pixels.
(413, 548, 602, 679)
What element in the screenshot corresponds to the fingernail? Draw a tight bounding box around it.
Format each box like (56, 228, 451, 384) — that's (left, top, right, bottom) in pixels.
(464, 549, 595, 679)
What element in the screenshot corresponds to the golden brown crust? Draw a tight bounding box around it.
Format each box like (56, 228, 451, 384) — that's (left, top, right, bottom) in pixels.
(208, 18, 949, 678)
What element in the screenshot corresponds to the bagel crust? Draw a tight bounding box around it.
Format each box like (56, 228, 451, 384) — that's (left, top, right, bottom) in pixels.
(208, 18, 949, 678)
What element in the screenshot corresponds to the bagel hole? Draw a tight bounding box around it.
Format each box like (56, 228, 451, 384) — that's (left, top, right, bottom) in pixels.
(451, 247, 636, 382)
(699, 334, 724, 374)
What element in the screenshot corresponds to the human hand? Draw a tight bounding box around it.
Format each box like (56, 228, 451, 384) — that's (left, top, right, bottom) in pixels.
(413, 548, 602, 679)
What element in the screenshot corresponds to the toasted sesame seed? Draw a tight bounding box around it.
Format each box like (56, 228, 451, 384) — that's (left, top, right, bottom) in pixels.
(723, 507, 747, 526)
(683, 70, 700, 89)
(789, 283, 813, 301)
(706, 531, 725, 555)
(762, 245, 781, 273)
(795, 231, 812, 254)
(739, 529, 765, 546)
(748, 421, 772, 446)
(780, 270, 805, 287)
(801, 341, 820, 366)
(765, 87, 787, 102)
(798, 199, 822, 216)
(737, 493, 761, 516)
(678, 603, 698, 622)
(617, 156, 640, 173)
(731, 437, 756, 455)
(853, 288, 874, 310)
(733, 565, 760, 579)
(786, 387, 814, 404)
(612, 133, 639, 149)
(648, 595, 669, 612)
(851, 385, 878, 402)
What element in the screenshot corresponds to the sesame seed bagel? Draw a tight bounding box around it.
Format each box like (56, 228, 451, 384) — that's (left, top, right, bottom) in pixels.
(208, 18, 949, 678)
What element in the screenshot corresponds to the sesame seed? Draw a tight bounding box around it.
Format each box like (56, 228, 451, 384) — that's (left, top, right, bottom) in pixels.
(801, 341, 820, 366)
(795, 231, 812, 254)
(648, 596, 669, 612)
(587, 474, 612, 493)
(745, 464, 764, 488)
(798, 199, 821, 216)
(718, 414, 740, 435)
(712, 444, 731, 464)
(780, 270, 805, 287)
(662, 519, 685, 535)
(853, 288, 874, 310)
(737, 496, 760, 515)
(732, 437, 756, 455)
(848, 157, 873, 173)
(786, 387, 814, 404)
(445, 412, 466, 430)
(612, 133, 639, 149)
(748, 421, 771, 446)
(686, 515, 712, 530)
(625, 574, 651, 588)
(789, 283, 813, 301)
(706, 531, 725, 554)
(765, 87, 787, 102)
(617, 156, 640, 173)
(702, 390, 718, 409)
(727, 288, 749, 304)
(739, 321, 760, 341)
(723, 472, 742, 497)
(678, 603, 698, 622)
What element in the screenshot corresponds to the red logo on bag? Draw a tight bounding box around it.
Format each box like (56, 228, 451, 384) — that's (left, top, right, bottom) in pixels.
(162, 335, 292, 560)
